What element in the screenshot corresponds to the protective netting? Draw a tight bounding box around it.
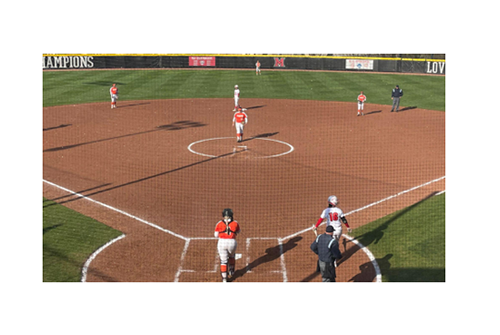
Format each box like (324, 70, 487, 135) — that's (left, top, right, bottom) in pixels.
(43, 61, 445, 282)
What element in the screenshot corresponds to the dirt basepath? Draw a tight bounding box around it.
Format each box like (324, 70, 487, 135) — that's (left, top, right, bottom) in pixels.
(43, 98, 445, 282)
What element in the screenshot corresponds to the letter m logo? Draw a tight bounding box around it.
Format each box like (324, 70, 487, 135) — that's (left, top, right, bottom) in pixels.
(274, 57, 286, 68)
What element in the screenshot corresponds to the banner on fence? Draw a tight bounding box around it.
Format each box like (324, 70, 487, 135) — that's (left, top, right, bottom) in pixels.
(189, 56, 216, 67)
(346, 59, 374, 70)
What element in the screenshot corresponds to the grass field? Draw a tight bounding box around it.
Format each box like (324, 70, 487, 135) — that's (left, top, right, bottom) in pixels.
(43, 68, 445, 281)
(43, 198, 122, 282)
(351, 193, 445, 282)
(43, 69, 445, 111)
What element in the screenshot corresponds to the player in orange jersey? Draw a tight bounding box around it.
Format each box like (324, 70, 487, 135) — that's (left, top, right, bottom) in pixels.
(256, 60, 261, 75)
(357, 91, 366, 116)
(214, 208, 241, 282)
(232, 108, 248, 142)
(110, 83, 119, 109)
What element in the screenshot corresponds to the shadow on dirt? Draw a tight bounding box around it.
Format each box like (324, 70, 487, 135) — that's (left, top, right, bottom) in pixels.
(245, 105, 266, 110)
(44, 121, 206, 153)
(117, 102, 151, 108)
(229, 236, 302, 282)
(240, 132, 279, 143)
(348, 254, 393, 282)
(44, 148, 244, 207)
(43, 124, 72, 131)
(364, 110, 382, 116)
(43, 184, 113, 208)
(398, 106, 418, 112)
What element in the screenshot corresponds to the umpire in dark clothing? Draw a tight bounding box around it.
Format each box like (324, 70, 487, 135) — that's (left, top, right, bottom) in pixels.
(310, 225, 342, 282)
(390, 85, 404, 112)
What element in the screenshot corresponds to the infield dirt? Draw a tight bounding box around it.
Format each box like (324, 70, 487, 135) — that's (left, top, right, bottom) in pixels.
(43, 98, 445, 282)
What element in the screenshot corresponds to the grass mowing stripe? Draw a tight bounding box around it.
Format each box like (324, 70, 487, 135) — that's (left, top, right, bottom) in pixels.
(350, 193, 445, 282)
(44, 70, 445, 111)
(43, 197, 123, 282)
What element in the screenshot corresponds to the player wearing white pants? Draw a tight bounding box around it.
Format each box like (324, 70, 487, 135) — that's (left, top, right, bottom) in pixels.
(313, 195, 352, 242)
(357, 91, 366, 116)
(214, 208, 241, 282)
(232, 108, 248, 142)
(110, 83, 119, 109)
(233, 85, 240, 111)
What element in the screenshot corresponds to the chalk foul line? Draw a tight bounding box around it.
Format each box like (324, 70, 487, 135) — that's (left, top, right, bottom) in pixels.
(43, 179, 187, 241)
(44, 175, 444, 283)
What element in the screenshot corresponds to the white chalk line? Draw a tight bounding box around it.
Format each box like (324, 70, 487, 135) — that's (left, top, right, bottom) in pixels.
(280, 176, 446, 242)
(174, 239, 191, 282)
(341, 234, 382, 282)
(344, 176, 446, 217)
(45, 175, 445, 282)
(279, 176, 445, 283)
(81, 234, 126, 282)
(44, 179, 189, 282)
(43, 179, 188, 242)
(187, 137, 294, 159)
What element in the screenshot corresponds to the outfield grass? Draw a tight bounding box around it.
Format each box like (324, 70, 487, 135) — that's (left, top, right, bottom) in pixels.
(43, 198, 123, 282)
(43, 68, 445, 281)
(43, 69, 445, 111)
(351, 194, 445, 282)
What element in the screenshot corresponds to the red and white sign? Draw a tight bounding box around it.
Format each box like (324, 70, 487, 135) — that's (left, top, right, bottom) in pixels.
(346, 59, 374, 70)
(189, 56, 216, 67)
(274, 57, 286, 67)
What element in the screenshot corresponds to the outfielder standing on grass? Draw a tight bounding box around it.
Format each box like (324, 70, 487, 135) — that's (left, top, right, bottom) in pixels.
(312, 196, 352, 241)
(110, 83, 118, 109)
(256, 60, 261, 75)
(233, 85, 240, 111)
(390, 84, 403, 112)
(232, 107, 248, 143)
(214, 209, 241, 282)
(310, 225, 342, 282)
(357, 91, 366, 116)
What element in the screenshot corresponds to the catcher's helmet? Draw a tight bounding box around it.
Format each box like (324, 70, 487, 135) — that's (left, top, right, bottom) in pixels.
(328, 196, 338, 206)
(222, 208, 234, 219)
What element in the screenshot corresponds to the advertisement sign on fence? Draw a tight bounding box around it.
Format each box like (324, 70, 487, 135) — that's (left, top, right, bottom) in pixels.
(189, 56, 216, 67)
(346, 59, 374, 70)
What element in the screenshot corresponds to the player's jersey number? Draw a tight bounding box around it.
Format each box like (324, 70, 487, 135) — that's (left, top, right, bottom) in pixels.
(329, 213, 339, 221)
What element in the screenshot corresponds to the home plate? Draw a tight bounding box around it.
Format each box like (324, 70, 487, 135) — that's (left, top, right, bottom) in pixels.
(235, 253, 242, 260)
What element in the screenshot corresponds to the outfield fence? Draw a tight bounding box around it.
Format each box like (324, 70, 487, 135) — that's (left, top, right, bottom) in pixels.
(42, 54, 446, 75)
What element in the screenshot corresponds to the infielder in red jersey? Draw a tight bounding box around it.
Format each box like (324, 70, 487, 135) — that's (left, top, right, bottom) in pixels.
(232, 108, 248, 142)
(357, 91, 366, 116)
(110, 83, 119, 109)
(214, 208, 241, 282)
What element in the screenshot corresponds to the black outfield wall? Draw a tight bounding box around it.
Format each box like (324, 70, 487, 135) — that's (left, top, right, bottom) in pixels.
(42, 55, 445, 75)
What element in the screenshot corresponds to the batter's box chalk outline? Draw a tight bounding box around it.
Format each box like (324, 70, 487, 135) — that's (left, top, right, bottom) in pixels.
(43, 176, 445, 283)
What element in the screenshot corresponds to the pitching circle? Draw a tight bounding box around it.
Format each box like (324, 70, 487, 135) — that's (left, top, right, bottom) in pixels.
(188, 137, 294, 158)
